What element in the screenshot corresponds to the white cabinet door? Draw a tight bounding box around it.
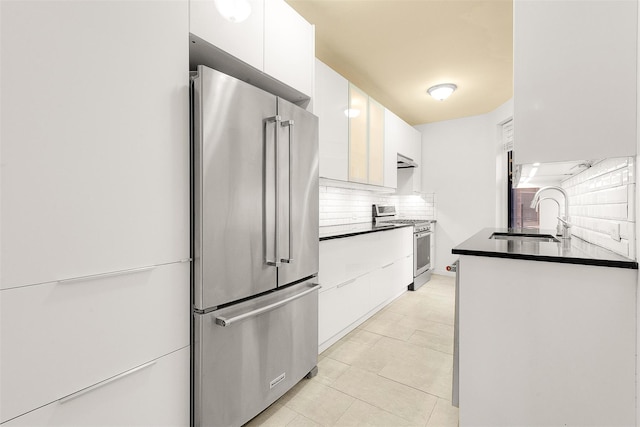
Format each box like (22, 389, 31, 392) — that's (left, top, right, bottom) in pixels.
(0, 262, 190, 423)
(383, 109, 399, 188)
(315, 60, 349, 181)
(1, 0, 190, 289)
(264, 0, 314, 96)
(190, 0, 264, 71)
(514, 0, 637, 164)
(397, 254, 414, 294)
(395, 115, 421, 167)
(410, 127, 422, 192)
(3, 348, 190, 427)
(367, 98, 385, 186)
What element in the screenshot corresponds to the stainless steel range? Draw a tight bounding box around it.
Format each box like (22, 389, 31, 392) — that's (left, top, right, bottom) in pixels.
(373, 205, 433, 291)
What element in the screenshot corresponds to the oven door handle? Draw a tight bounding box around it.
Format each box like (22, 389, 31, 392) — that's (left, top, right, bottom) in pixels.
(415, 231, 432, 239)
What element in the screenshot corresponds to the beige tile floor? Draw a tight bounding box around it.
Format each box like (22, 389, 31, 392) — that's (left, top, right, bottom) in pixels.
(245, 274, 459, 427)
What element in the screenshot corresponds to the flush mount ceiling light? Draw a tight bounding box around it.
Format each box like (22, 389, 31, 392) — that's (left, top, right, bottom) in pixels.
(214, 0, 252, 23)
(427, 83, 457, 101)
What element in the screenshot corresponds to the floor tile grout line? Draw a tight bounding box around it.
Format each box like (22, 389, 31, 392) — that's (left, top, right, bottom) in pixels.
(322, 364, 451, 425)
(372, 370, 452, 403)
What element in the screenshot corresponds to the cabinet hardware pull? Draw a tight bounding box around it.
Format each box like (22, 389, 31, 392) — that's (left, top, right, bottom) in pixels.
(58, 361, 156, 404)
(215, 283, 320, 327)
(56, 265, 156, 285)
(336, 278, 356, 288)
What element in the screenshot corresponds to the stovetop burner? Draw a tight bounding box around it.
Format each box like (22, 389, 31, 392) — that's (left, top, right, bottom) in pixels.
(372, 205, 433, 232)
(383, 219, 430, 225)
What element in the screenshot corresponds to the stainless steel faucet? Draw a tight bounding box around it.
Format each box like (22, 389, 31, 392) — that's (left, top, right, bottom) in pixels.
(530, 186, 571, 239)
(534, 197, 563, 237)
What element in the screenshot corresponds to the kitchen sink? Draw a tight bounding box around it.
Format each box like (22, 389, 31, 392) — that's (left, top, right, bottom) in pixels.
(490, 232, 560, 243)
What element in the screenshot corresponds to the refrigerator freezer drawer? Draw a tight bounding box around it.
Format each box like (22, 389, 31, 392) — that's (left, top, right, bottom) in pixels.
(193, 281, 319, 427)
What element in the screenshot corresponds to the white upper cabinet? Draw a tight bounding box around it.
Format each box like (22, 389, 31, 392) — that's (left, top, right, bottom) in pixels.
(264, 0, 314, 97)
(367, 98, 385, 186)
(315, 60, 349, 181)
(189, 0, 314, 97)
(514, 0, 637, 164)
(396, 119, 421, 168)
(190, 0, 264, 71)
(1, 0, 190, 289)
(383, 109, 399, 188)
(387, 109, 422, 193)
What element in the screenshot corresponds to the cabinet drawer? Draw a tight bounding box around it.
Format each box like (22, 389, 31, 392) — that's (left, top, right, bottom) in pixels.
(369, 255, 411, 310)
(319, 272, 370, 345)
(319, 228, 412, 290)
(398, 254, 413, 292)
(0, 262, 189, 422)
(368, 261, 395, 311)
(3, 347, 189, 426)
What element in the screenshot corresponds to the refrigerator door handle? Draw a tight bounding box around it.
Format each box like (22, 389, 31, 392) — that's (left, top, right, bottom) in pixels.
(265, 115, 281, 268)
(214, 283, 320, 327)
(281, 119, 294, 264)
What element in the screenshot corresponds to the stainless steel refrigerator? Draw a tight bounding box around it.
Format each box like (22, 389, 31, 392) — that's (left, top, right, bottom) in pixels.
(190, 65, 320, 427)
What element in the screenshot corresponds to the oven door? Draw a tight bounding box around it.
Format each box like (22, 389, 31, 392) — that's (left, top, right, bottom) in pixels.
(414, 230, 431, 277)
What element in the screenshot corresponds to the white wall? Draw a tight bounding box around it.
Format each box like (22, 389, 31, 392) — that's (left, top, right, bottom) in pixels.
(416, 100, 513, 275)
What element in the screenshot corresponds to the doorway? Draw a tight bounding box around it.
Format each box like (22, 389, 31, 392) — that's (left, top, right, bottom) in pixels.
(507, 151, 539, 228)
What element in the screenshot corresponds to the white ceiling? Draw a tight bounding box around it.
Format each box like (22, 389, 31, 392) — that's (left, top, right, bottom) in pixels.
(286, 0, 513, 125)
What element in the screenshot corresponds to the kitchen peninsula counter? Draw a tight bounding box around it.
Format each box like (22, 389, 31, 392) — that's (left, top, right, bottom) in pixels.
(452, 227, 637, 269)
(319, 222, 413, 241)
(454, 228, 638, 425)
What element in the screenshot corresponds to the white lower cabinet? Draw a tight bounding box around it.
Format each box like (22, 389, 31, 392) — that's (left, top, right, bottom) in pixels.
(0, 262, 190, 423)
(318, 273, 371, 346)
(3, 347, 190, 427)
(318, 227, 413, 352)
(396, 254, 413, 295)
(459, 255, 636, 425)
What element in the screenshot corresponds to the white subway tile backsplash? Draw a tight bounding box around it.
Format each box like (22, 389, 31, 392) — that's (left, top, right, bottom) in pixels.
(562, 157, 635, 259)
(318, 185, 436, 226)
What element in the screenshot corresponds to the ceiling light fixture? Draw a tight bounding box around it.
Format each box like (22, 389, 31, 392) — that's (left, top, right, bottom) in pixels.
(427, 83, 457, 101)
(214, 0, 252, 23)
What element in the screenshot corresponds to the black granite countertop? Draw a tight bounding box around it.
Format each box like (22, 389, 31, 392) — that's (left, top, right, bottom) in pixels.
(452, 228, 638, 269)
(319, 222, 413, 241)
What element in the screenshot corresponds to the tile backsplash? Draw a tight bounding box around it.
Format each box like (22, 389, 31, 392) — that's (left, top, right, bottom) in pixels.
(562, 157, 635, 259)
(319, 185, 436, 227)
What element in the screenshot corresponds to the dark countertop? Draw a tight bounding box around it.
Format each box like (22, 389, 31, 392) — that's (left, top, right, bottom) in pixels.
(452, 228, 638, 269)
(319, 222, 413, 241)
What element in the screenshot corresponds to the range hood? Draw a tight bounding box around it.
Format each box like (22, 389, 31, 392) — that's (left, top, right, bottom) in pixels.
(397, 153, 418, 168)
